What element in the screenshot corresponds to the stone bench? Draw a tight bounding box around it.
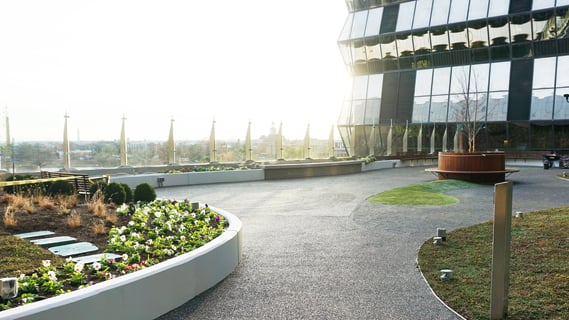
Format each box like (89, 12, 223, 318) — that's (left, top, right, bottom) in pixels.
(48, 242, 99, 257)
(14, 231, 55, 239)
(30, 236, 77, 248)
(72, 253, 122, 264)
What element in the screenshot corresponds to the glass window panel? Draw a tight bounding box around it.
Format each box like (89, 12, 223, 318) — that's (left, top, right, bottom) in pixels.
(489, 17, 510, 45)
(470, 64, 490, 93)
(339, 43, 353, 67)
(412, 96, 431, 123)
(558, 0, 569, 6)
(351, 10, 368, 39)
(338, 100, 352, 126)
(469, 91, 489, 122)
(415, 69, 433, 95)
(530, 89, 555, 120)
(450, 65, 470, 94)
(396, 33, 414, 56)
(364, 99, 381, 124)
(488, 0, 510, 18)
(396, 1, 416, 32)
(554, 88, 569, 119)
(489, 61, 511, 91)
(557, 56, 569, 87)
(487, 91, 508, 121)
(430, 95, 449, 122)
(448, 0, 469, 24)
(352, 100, 366, 124)
(430, 0, 450, 27)
(367, 74, 384, 99)
(533, 0, 555, 10)
(448, 93, 467, 122)
(449, 24, 469, 49)
(351, 42, 367, 63)
(533, 57, 557, 88)
(380, 35, 398, 58)
(413, 0, 432, 29)
(469, 23, 489, 47)
(431, 27, 450, 51)
(432, 67, 451, 94)
(365, 38, 382, 61)
(468, 0, 489, 21)
(365, 8, 384, 38)
(510, 15, 532, 43)
(533, 11, 556, 40)
(413, 30, 431, 52)
(353, 75, 369, 100)
(339, 13, 354, 41)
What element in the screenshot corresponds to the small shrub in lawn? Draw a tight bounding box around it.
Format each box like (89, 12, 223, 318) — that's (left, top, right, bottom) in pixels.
(48, 180, 75, 196)
(120, 183, 133, 203)
(104, 182, 126, 205)
(133, 183, 156, 202)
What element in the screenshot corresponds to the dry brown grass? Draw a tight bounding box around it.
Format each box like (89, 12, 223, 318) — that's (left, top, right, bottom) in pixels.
(92, 220, 106, 235)
(58, 205, 71, 215)
(0, 193, 14, 204)
(56, 194, 78, 209)
(106, 212, 118, 224)
(9, 194, 29, 209)
(3, 206, 17, 227)
(37, 196, 56, 210)
(88, 190, 107, 218)
(66, 210, 81, 228)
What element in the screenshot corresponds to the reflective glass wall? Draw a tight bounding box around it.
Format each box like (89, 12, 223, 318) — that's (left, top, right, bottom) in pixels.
(338, 0, 569, 157)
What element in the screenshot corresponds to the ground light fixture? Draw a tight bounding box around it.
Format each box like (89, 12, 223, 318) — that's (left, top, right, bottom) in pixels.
(440, 269, 453, 281)
(0, 277, 18, 300)
(436, 228, 447, 241)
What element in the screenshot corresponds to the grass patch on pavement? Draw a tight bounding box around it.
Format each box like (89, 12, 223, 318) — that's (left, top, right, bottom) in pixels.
(418, 207, 569, 319)
(367, 179, 481, 206)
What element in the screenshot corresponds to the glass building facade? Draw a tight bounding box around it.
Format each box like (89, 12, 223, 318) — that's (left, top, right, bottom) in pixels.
(338, 0, 569, 157)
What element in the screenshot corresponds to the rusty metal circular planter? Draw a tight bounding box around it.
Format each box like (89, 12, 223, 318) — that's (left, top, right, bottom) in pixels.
(427, 151, 516, 184)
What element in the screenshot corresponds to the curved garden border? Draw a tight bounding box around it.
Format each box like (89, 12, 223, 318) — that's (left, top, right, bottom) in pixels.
(1, 206, 242, 320)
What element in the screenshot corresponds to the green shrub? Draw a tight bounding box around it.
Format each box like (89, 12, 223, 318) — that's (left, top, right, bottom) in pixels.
(120, 183, 133, 203)
(133, 183, 156, 202)
(3, 175, 44, 195)
(89, 181, 107, 197)
(48, 180, 75, 196)
(104, 182, 126, 205)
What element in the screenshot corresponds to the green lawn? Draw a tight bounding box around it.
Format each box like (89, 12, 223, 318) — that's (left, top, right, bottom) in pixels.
(367, 179, 481, 206)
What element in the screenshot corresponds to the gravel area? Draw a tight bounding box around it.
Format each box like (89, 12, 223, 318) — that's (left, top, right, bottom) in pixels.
(154, 166, 568, 320)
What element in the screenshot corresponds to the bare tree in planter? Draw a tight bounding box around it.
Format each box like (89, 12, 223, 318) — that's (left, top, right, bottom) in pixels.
(451, 66, 487, 152)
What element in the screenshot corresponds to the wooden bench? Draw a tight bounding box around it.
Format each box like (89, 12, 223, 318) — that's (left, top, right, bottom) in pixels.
(40, 171, 92, 198)
(14, 231, 55, 239)
(48, 242, 99, 257)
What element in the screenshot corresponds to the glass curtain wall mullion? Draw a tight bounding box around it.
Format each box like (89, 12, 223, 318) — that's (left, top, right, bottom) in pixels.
(468, 0, 489, 21)
(339, 13, 355, 42)
(351, 10, 369, 40)
(413, 0, 433, 30)
(555, 55, 569, 119)
(448, 0, 470, 24)
(488, 0, 510, 18)
(429, 0, 451, 27)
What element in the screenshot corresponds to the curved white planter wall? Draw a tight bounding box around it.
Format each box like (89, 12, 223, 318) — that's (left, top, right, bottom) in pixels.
(1, 207, 242, 320)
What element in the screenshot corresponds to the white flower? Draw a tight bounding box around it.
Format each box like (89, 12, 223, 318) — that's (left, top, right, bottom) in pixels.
(120, 235, 127, 242)
(92, 262, 102, 271)
(117, 203, 129, 214)
(146, 239, 153, 245)
(74, 262, 85, 273)
(180, 235, 186, 241)
(66, 257, 74, 262)
(128, 221, 135, 226)
(155, 211, 162, 218)
(42, 260, 51, 267)
(47, 271, 57, 281)
(19, 274, 26, 280)
(122, 254, 129, 261)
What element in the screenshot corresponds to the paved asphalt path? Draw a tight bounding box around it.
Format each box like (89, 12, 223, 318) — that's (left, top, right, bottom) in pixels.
(154, 166, 568, 320)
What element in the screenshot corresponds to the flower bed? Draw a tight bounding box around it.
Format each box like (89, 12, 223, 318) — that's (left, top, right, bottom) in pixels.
(1, 199, 227, 312)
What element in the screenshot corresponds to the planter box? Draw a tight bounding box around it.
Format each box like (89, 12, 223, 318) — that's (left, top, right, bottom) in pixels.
(426, 152, 517, 184)
(262, 160, 362, 180)
(0, 207, 242, 320)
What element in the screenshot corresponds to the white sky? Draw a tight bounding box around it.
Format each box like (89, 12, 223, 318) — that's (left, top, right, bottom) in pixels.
(0, 0, 350, 142)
